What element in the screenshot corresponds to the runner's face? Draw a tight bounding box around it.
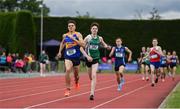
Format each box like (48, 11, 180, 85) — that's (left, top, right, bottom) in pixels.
(152, 39, 158, 46)
(116, 39, 122, 46)
(172, 51, 176, 55)
(163, 50, 166, 55)
(68, 23, 76, 32)
(142, 47, 145, 52)
(91, 26, 98, 35)
(146, 47, 150, 52)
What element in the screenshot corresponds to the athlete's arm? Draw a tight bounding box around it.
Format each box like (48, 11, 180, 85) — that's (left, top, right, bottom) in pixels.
(57, 34, 65, 58)
(153, 46, 164, 56)
(83, 36, 88, 46)
(68, 32, 85, 47)
(139, 53, 143, 62)
(125, 47, 132, 62)
(99, 37, 111, 50)
(109, 47, 115, 57)
(177, 56, 179, 64)
(80, 47, 93, 62)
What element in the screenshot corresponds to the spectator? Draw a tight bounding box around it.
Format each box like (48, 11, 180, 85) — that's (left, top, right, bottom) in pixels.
(102, 57, 107, 63)
(39, 50, 49, 76)
(27, 54, 33, 73)
(6, 53, 13, 72)
(0, 52, 7, 71)
(15, 59, 25, 73)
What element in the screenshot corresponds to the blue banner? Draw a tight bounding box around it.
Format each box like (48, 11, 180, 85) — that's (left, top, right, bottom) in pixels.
(98, 63, 112, 70)
(98, 63, 138, 71)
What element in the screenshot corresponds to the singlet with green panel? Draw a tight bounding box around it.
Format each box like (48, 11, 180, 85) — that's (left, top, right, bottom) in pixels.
(87, 35, 101, 60)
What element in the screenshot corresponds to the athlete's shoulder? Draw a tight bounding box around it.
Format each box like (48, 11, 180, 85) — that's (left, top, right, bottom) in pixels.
(62, 34, 67, 38)
(99, 36, 103, 40)
(156, 46, 162, 50)
(85, 34, 91, 38)
(75, 32, 82, 36)
(84, 34, 91, 41)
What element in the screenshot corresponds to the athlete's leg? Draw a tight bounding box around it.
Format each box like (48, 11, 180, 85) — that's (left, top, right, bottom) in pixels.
(119, 65, 125, 83)
(117, 65, 125, 91)
(150, 64, 155, 86)
(90, 63, 98, 100)
(40, 63, 45, 76)
(141, 64, 145, 80)
(172, 66, 176, 81)
(64, 59, 73, 96)
(73, 65, 80, 88)
(88, 67, 92, 80)
(145, 65, 149, 81)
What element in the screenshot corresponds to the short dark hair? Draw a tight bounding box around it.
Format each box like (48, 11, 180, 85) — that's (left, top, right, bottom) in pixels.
(67, 20, 76, 25)
(90, 22, 99, 29)
(116, 37, 122, 41)
(152, 38, 158, 41)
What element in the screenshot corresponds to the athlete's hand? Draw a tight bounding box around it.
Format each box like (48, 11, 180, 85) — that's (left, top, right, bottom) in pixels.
(57, 53, 62, 58)
(87, 56, 93, 62)
(68, 35, 76, 40)
(106, 45, 111, 50)
(128, 57, 132, 63)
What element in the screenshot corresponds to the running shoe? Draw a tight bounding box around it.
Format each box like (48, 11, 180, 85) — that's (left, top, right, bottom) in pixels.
(89, 95, 94, 100)
(64, 89, 70, 97)
(75, 83, 80, 89)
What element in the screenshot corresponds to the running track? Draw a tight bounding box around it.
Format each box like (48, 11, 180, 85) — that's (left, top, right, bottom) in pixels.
(0, 73, 179, 108)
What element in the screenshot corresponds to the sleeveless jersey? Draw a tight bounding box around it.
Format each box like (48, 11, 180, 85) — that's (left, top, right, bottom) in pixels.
(64, 32, 81, 59)
(150, 47, 161, 62)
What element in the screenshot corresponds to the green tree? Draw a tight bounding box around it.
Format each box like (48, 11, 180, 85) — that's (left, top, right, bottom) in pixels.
(149, 8, 161, 20)
(75, 11, 95, 19)
(0, 0, 50, 16)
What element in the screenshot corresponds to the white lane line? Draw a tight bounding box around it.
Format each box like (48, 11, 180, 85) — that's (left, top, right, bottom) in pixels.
(0, 79, 115, 102)
(158, 81, 180, 108)
(0, 80, 62, 89)
(0, 80, 65, 94)
(92, 84, 150, 109)
(0, 77, 62, 86)
(24, 79, 140, 109)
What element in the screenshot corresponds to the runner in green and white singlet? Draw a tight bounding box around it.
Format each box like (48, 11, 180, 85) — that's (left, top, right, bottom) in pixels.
(82, 22, 111, 100)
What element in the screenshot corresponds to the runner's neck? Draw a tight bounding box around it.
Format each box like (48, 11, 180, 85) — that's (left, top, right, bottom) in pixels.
(91, 34, 97, 38)
(69, 31, 75, 35)
(117, 45, 122, 48)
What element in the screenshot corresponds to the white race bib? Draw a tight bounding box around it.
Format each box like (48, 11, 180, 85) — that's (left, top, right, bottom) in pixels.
(172, 60, 176, 63)
(89, 45, 98, 50)
(162, 61, 166, 64)
(151, 54, 158, 59)
(66, 49, 76, 56)
(116, 53, 123, 58)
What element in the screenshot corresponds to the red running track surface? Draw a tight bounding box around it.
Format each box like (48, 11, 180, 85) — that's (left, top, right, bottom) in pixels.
(0, 73, 179, 108)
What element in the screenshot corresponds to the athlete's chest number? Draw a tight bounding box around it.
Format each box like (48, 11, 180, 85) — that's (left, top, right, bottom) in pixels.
(66, 49, 76, 56)
(116, 53, 123, 58)
(89, 45, 98, 50)
(151, 54, 158, 59)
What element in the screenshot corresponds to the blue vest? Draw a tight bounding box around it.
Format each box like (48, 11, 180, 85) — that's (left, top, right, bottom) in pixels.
(160, 56, 167, 65)
(0, 56, 6, 64)
(115, 46, 125, 59)
(64, 33, 81, 59)
(171, 56, 177, 64)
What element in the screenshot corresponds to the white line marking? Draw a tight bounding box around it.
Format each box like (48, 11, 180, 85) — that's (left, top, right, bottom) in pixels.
(24, 79, 140, 108)
(158, 81, 180, 108)
(92, 84, 150, 109)
(0, 79, 115, 102)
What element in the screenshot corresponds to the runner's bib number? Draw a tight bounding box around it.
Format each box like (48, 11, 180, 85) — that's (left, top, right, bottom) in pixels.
(66, 49, 76, 56)
(172, 60, 176, 63)
(116, 53, 123, 58)
(162, 61, 166, 64)
(89, 45, 98, 50)
(151, 54, 158, 59)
